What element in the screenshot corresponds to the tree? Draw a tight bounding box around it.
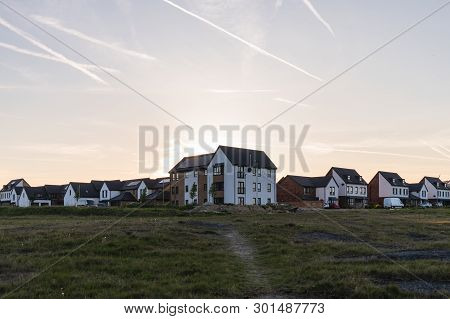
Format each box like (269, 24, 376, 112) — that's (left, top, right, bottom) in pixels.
(190, 183, 198, 204)
(74, 185, 81, 207)
(208, 183, 216, 203)
(140, 189, 147, 203)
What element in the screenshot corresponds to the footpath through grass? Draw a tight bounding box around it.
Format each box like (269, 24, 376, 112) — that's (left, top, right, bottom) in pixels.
(0, 207, 449, 298)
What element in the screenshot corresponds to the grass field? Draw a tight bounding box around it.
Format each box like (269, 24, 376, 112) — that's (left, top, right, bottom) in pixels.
(0, 206, 449, 298)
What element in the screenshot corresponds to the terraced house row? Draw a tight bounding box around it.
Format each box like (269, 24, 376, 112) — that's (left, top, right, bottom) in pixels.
(1, 145, 449, 208)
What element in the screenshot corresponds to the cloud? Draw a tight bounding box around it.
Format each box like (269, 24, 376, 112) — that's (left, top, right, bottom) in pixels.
(161, 0, 322, 81)
(32, 15, 156, 60)
(0, 17, 106, 84)
(207, 89, 277, 94)
(0, 42, 119, 74)
(302, 0, 335, 37)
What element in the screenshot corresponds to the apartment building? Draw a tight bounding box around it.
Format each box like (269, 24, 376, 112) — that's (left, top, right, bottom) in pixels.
(169, 146, 277, 206)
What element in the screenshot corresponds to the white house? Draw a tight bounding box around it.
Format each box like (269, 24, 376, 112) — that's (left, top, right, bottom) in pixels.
(326, 167, 368, 208)
(64, 182, 100, 206)
(421, 177, 450, 206)
(368, 171, 409, 205)
(18, 187, 52, 207)
(170, 146, 277, 206)
(0, 179, 29, 206)
(408, 183, 429, 206)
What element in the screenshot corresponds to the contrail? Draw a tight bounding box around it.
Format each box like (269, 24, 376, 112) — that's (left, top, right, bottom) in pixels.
(32, 15, 156, 61)
(302, 0, 335, 37)
(0, 42, 119, 74)
(0, 17, 106, 84)
(161, 0, 322, 81)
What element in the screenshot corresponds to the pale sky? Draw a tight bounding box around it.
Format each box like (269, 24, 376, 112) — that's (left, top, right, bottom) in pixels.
(1, 0, 449, 186)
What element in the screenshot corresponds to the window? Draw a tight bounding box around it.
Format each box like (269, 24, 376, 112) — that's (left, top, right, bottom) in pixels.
(305, 187, 313, 194)
(268, 170, 272, 178)
(330, 187, 335, 196)
(257, 198, 261, 205)
(214, 198, 224, 204)
(422, 190, 426, 197)
(355, 187, 359, 194)
(238, 182, 245, 194)
(253, 183, 256, 192)
(194, 170, 198, 177)
(253, 198, 257, 205)
(267, 183, 272, 192)
(346, 186, 350, 193)
(194, 199, 198, 204)
(238, 197, 245, 205)
(257, 183, 261, 192)
(253, 168, 256, 176)
(267, 198, 271, 204)
(213, 164, 224, 176)
(347, 175, 351, 181)
(403, 189, 407, 196)
(237, 166, 245, 179)
(393, 188, 397, 195)
(175, 186, 179, 194)
(204, 169, 208, 176)
(171, 187, 176, 194)
(204, 198, 207, 203)
(185, 186, 189, 193)
(257, 168, 261, 177)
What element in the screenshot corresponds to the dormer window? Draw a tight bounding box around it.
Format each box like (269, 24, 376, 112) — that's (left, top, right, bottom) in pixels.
(347, 175, 350, 181)
(359, 176, 362, 182)
(392, 178, 395, 183)
(402, 179, 405, 185)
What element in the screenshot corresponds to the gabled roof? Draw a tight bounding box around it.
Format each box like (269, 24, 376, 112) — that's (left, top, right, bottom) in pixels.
(379, 171, 407, 187)
(12, 187, 23, 195)
(103, 180, 123, 191)
(68, 182, 100, 198)
(287, 175, 334, 188)
(110, 191, 137, 202)
(407, 183, 427, 193)
(147, 177, 170, 190)
(122, 178, 152, 190)
(44, 185, 67, 195)
(1, 179, 29, 192)
(170, 153, 214, 173)
(218, 145, 277, 170)
(327, 167, 367, 185)
(422, 177, 449, 190)
(23, 186, 49, 200)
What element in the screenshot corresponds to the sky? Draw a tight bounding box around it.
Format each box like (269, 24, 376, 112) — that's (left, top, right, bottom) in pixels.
(0, 0, 449, 186)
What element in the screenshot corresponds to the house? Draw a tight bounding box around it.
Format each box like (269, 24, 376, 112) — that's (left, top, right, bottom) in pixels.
(99, 179, 151, 206)
(0, 179, 30, 206)
(407, 183, 429, 207)
(10, 187, 23, 206)
(64, 182, 101, 206)
(421, 177, 450, 206)
(44, 185, 68, 206)
(99, 180, 124, 203)
(326, 167, 368, 208)
(368, 171, 409, 206)
(145, 177, 171, 204)
(18, 187, 52, 207)
(121, 179, 151, 200)
(169, 146, 277, 206)
(277, 175, 339, 208)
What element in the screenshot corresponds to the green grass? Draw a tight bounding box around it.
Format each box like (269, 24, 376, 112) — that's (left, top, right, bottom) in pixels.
(0, 207, 449, 298)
